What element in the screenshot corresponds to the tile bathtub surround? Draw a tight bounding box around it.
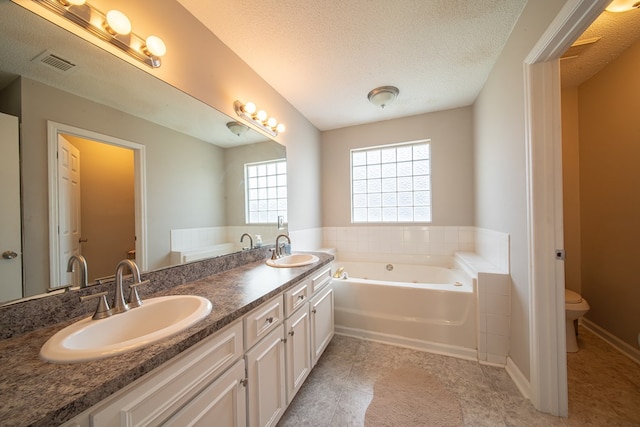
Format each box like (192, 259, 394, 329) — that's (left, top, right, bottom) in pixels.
(0, 252, 333, 427)
(1, 246, 273, 340)
(278, 331, 640, 426)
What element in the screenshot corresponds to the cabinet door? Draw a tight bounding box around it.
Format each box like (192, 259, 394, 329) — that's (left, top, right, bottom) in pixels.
(310, 284, 334, 366)
(245, 324, 286, 427)
(284, 303, 311, 404)
(163, 359, 246, 427)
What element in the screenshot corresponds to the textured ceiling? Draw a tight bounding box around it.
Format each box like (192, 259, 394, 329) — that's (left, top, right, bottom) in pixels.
(177, 0, 528, 131)
(561, 8, 640, 88)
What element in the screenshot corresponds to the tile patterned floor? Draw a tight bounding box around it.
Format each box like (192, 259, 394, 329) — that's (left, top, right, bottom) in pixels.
(278, 327, 640, 426)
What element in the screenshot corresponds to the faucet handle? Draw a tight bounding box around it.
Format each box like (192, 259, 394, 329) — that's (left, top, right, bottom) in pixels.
(127, 279, 150, 308)
(80, 291, 112, 320)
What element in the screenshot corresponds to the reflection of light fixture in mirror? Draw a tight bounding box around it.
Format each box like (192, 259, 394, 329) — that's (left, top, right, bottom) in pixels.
(606, 0, 640, 11)
(234, 100, 286, 136)
(31, 0, 167, 68)
(226, 121, 249, 137)
(367, 86, 399, 108)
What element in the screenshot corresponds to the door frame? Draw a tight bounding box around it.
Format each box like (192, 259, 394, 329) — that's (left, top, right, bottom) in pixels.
(524, 0, 608, 416)
(47, 121, 147, 287)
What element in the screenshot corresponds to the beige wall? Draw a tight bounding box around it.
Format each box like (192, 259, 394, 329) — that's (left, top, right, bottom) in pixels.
(65, 135, 135, 281)
(473, 0, 570, 380)
(577, 39, 640, 349)
(19, 78, 226, 296)
(321, 107, 474, 227)
(561, 87, 582, 294)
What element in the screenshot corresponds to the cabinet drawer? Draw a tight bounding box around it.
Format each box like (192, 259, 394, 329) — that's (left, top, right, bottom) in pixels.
(284, 278, 311, 317)
(90, 320, 243, 427)
(244, 295, 284, 350)
(310, 267, 332, 294)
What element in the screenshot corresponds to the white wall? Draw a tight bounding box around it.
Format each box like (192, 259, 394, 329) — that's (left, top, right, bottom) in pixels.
(321, 107, 474, 227)
(473, 0, 570, 380)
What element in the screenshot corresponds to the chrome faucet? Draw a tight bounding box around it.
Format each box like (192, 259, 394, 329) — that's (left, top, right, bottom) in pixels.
(240, 233, 253, 250)
(111, 259, 141, 314)
(274, 234, 291, 258)
(67, 255, 88, 288)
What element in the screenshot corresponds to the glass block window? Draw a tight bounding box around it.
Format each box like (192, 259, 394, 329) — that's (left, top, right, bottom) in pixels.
(245, 159, 287, 224)
(351, 140, 431, 223)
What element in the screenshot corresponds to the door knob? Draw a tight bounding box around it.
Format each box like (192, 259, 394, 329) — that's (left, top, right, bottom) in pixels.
(2, 250, 18, 260)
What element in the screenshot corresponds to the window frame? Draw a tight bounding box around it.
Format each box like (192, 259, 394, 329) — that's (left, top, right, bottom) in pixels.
(350, 139, 432, 224)
(244, 158, 287, 225)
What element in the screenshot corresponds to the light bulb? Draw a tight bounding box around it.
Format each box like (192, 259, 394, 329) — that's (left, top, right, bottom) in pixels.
(267, 117, 278, 129)
(144, 35, 166, 57)
(105, 10, 131, 35)
(605, 0, 640, 12)
(276, 123, 286, 133)
(244, 102, 257, 115)
(256, 110, 268, 122)
(58, 0, 86, 5)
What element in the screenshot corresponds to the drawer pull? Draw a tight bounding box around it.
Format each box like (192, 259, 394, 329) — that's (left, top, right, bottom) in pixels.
(240, 378, 248, 387)
(265, 316, 274, 324)
(288, 330, 295, 336)
(297, 295, 305, 300)
(311, 308, 317, 314)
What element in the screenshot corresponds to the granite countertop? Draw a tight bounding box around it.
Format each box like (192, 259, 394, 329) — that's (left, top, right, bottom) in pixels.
(0, 253, 332, 427)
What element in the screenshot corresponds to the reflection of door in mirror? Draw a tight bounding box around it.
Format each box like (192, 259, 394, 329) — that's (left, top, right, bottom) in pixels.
(48, 123, 146, 288)
(57, 135, 81, 287)
(0, 113, 22, 301)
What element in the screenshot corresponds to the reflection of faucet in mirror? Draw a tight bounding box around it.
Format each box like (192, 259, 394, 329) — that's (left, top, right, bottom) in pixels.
(240, 233, 253, 251)
(111, 259, 142, 315)
(66, 255, 88, 288)
(273, 234, 291, 259)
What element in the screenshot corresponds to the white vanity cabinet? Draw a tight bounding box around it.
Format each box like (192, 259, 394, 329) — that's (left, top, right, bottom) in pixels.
(310, 276, 334, 366)
(63, 320, 244, 427)
(284, 301, 311, 404)
(245, 324, 287, 427)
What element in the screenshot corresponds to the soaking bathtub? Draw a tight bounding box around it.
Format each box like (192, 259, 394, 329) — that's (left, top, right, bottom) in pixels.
(333, 261, 477, 359)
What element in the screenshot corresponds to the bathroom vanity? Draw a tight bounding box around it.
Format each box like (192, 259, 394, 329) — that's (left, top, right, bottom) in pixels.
(0, 251, 334, 427)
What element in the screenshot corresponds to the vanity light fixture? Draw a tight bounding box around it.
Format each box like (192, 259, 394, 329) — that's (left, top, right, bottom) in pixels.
(32, 0, 167, 68)
(234, 100, 286, 136)
(605, 0, 640, 12)
(226, 121, 249, 136)
(367, 86, 399, 109)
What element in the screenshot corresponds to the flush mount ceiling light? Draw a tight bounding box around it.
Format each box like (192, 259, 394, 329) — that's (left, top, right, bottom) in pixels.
(226, 121, 249, 137)
(234, 100, 286, 137)
(367, 86, 399, 109)
(606, 0, 640, 12)
(32, 0, 167, 68)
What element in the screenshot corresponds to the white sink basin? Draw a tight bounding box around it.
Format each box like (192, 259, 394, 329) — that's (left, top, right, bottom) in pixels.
(40, 295, 212, 363)
(266, 253, 319, 268)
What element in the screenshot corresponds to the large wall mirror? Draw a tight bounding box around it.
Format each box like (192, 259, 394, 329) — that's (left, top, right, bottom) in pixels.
(0, 1, 287, 303)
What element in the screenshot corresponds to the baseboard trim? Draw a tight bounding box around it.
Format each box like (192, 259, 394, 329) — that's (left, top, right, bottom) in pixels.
(505, 357, 531, 400)
(581, 318, 640, 365)
(335, 325, 477, 361)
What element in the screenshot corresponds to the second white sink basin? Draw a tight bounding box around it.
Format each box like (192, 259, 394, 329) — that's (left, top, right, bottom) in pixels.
(40, 295, 212, 363)
(266, 253, 319, 268)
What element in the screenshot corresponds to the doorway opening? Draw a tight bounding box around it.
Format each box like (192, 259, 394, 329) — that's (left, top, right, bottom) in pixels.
(47, 121, 147, 289)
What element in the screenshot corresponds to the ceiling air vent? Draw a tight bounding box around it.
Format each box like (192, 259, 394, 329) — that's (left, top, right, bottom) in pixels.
(32, 51, 77, 74)
(561, 37, 601, 61)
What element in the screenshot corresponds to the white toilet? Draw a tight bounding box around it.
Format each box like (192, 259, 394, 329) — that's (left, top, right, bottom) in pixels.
(565, 289, 590, 352)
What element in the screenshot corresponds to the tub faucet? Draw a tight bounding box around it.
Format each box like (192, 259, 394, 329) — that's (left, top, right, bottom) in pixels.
(111, 259, 142, 314)
(67, 254, 88, 288)
(274, 234, 291, 258)
(240, 233, 253, 250)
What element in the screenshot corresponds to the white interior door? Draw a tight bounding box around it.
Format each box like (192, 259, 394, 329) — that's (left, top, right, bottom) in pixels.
(0, 112, 22, 301)
(57, 135, 81, 287)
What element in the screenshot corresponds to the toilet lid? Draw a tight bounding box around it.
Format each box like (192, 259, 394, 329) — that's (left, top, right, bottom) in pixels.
(565, 289, 583, 304)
